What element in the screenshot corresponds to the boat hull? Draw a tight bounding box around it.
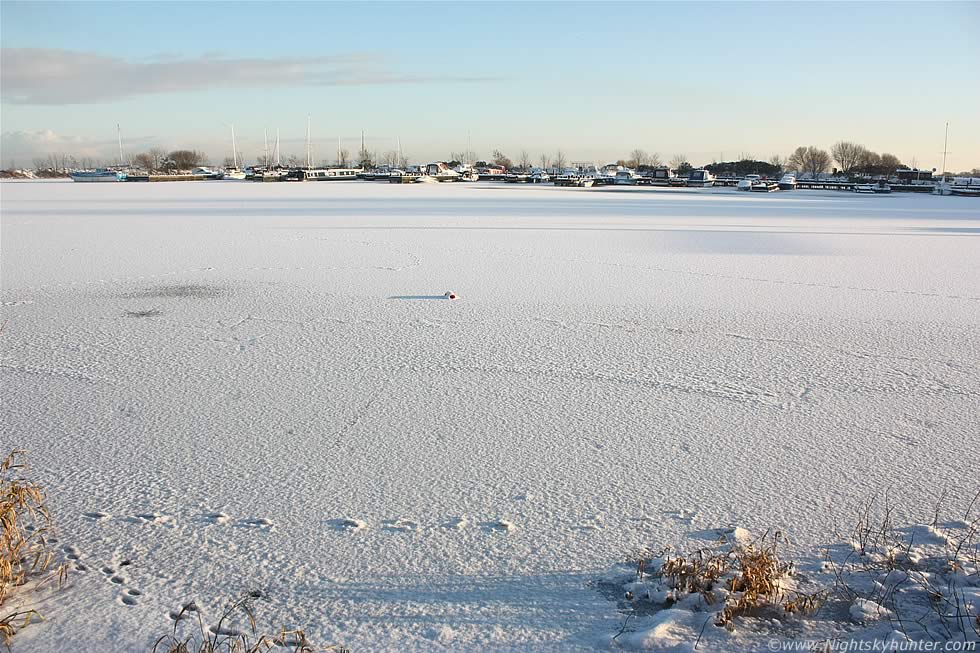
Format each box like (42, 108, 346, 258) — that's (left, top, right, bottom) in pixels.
(70, 172, 122, 182)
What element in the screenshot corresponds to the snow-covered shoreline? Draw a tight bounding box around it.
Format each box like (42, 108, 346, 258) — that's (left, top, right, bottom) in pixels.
(2, 181, 977, 651)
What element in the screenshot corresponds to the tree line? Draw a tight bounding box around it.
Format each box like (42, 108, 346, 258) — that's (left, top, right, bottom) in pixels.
(22, 142, 977, 178)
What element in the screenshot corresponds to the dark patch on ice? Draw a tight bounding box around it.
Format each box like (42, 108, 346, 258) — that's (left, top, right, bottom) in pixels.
(389, 294, 452, 300)
(124, 284, 224, 299)
(125, 308, 163, 318)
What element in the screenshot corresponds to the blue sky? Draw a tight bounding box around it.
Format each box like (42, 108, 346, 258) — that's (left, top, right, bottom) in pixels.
(2, 1, 978, 170)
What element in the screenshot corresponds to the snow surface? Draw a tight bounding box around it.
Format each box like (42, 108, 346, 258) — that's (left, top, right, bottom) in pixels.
(1, 180, 978, 651)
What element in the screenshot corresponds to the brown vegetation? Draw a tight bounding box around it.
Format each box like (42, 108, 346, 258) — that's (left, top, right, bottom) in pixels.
(0, 451, 66, 648)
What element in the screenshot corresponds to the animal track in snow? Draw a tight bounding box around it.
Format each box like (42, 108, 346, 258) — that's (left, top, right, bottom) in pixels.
(444, 516, 469, 530)
(664, 508, 698, 524)
(383, 519, 419, 533)
(127, 513, 176, 527)
(204, 512, 232, 525)
(238, 517, 274, 529)
(484, 519, 517, 533)
(327, 518, 367, 532)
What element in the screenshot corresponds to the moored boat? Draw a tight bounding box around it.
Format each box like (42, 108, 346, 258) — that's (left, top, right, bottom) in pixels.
(737, 174, 760, 191)
(614, 169, 639, 185)
(686, 169, 715, 188)
(192, 167, 224, 180)
(750, 179, 779, 192)
(70, 169, 124, 182)
(424, 162, 461, 182)
(778, 174, 797, 190)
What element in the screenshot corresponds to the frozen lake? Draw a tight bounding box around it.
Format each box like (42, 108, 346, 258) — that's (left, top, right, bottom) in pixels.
(2, 180, 978, 651)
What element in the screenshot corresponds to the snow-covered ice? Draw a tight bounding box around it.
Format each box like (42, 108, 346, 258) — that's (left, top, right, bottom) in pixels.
(1, 180, 978, 651)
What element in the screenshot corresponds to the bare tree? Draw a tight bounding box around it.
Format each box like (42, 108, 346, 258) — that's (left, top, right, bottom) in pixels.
(491, 149, 512, 169)
(789, 146, 831, 178)
(738, 152, 754, 161)
(554, 149, 566, 171)
(167, 150, 205, 170)
(769, 154, 786, 170)
(669, 154, 687, 170)
(648, 152, 662, 167)
(382, 150, 399, 167)
(519, 150, 531, 171)
(539, 154, 550, 169)
(831, 141, 866, 173)
(147, 148, 166, 171)
(629, 149, 647, 169)
(338, 148, 350, 167)
(787, 146, 807, 173)
(857, 149, 881, 175)
(879, 153, 902, 175)
(132, 152, 155, 170)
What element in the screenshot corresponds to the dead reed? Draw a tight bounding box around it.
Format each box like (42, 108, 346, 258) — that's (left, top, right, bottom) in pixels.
(0, 450, 66, 648)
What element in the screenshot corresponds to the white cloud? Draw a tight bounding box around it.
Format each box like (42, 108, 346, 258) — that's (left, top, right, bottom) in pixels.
(0, 129, 158, 166)
(1, 48, 496, 105)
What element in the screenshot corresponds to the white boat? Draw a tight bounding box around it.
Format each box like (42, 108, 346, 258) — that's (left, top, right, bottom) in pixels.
(191, 167, 224, 180)
(645, 167, 679, 186)
(935, 177, 980, 196)
(613, 169, 639, 185)
(302, 168, 361, 181)
(778, 174, 797, 190)
(223, 125, 246, 179)
(529, 168, 551, 183)
(686, 169, 715, 188)
(424, 162, 461, 182)
(854, 183, 876, 194)
(737, 174, 760, 191)
(750, 179, 779, 192)
(70, 169, 123, 182)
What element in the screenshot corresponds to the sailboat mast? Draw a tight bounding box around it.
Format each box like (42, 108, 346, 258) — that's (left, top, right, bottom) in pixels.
(264, 129, 269, 167)
(397, 136, 402, 167)
(231, 125, 238, 169)
(275, 128, 281, 167)
(337, 136, 341, 167)
(941, 122, 949, 177)
(306, 115, 312, 169)
(117, 124, 123, 166)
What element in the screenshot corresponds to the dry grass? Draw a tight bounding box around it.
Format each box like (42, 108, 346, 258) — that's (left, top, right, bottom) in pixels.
(626, 530, 826, 636)
(0, 450, 67, 648)
(827, 492, 980, 641)
(153, 594, 347, 653)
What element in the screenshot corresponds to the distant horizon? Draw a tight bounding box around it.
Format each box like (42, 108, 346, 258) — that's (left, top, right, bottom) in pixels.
(2, 1, 978, 171)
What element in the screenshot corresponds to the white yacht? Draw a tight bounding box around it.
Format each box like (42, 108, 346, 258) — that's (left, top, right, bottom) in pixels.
(614, 169, 639, 185)
(424, 162, 461, 182)
(737, 174, 760, 191)
(778, 174, 797, 190)
(686, 169, 715, 188)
